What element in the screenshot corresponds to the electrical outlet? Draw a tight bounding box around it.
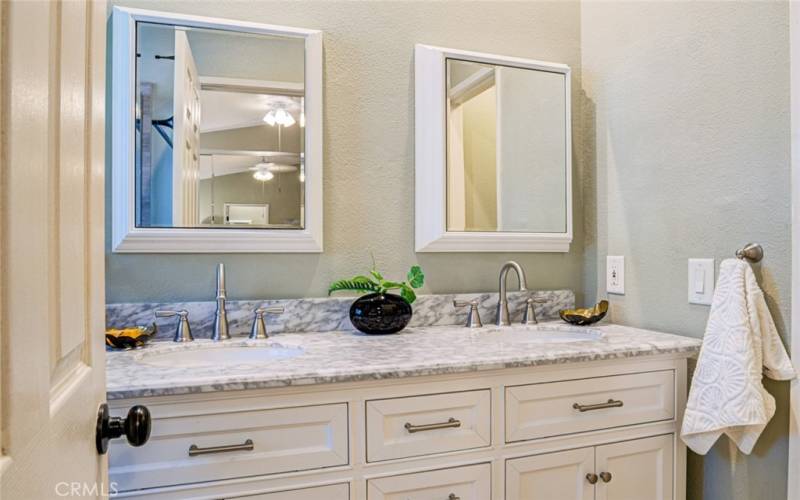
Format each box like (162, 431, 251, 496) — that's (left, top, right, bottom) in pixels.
(688, 258, 715, 305)
(606, 256, 625, 294)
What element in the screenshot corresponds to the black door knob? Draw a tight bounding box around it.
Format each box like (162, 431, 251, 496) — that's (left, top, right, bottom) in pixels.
(96, 403, 152, 454)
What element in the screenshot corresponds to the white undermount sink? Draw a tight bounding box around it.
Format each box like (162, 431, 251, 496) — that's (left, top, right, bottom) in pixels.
(139, 344, 304, 368)
(482, 325, 604, 343)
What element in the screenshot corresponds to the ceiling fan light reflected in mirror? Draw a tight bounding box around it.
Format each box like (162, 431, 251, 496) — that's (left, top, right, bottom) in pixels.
(262, 107, 296, 127)
(252, 168, 274, 182)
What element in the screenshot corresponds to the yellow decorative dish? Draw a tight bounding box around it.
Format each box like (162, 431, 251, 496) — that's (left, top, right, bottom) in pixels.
(105, 324, 156, 349)
(559, 300, 609, 326)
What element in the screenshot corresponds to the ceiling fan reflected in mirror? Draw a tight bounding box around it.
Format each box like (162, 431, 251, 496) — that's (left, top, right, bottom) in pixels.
(250, 156, 299, 182)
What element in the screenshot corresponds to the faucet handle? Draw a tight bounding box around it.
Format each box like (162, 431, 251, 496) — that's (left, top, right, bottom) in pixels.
(155, 310, 193, 342)
(453, 299, 482, 328)
(249, 306, 285, 339)
(521, 297, 548, 325)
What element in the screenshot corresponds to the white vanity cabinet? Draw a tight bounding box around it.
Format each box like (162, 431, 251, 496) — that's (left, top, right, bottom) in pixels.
(109, 355, 690, 500)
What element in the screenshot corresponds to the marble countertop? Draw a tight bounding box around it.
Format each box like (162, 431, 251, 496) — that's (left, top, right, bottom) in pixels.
(106, 322, 701, 400)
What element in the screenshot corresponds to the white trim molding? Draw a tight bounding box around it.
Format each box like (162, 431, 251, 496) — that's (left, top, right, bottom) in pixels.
(414, 44, 572, 253)
(789, 3, 800, 498)
(111, 7, 323, 253)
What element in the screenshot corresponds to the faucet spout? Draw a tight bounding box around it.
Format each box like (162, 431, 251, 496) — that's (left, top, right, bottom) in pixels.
(496, 261, 528, 326)
(212, 263, 230, 341)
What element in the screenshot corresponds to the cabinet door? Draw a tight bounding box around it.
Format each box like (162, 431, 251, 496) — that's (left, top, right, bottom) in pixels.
(506, 447, 595, 500)
(595, 434, 673, 500)
(230, 483, 349, 499)
(368, 463, 491, 500)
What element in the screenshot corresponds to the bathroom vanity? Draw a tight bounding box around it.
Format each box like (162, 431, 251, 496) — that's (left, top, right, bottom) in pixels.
(106, 322, 700, 500)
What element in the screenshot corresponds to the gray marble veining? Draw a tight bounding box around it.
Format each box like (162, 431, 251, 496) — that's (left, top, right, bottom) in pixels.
(106, 321, 701, 400)
(106, 290, 574, 340)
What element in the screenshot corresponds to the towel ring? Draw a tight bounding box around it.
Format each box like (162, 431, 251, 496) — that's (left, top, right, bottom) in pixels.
(736, 243, 763, 263)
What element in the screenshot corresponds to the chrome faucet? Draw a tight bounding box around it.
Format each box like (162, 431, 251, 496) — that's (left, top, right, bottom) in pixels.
(496, 261, 528, 326)
(212, 263, 230, 341)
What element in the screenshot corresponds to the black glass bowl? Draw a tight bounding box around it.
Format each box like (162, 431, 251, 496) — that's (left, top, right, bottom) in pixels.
(349, 293, 412, 335)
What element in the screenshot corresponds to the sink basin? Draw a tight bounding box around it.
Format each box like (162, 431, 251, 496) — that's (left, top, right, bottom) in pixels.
(138, 344, 304, 368)
(481, 325, 604, 343)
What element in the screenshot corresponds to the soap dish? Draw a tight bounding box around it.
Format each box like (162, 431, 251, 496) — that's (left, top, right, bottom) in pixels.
(559, 300, 609, 326)
(105, 324, 156, 350)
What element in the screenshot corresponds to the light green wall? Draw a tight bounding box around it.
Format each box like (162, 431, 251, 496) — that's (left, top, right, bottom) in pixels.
(106, 0, 586, 303)
(580, 2, 791, 499)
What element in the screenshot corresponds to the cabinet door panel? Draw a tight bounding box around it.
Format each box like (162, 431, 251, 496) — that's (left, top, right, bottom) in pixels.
(506, 447, 594, 500)
(230, 483, 349, 499)
(368, 463, 490, 500)
(596, 434, 674, 500)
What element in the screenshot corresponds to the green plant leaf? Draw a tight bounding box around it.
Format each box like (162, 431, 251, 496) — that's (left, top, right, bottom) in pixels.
(370, 268, 384, 281)
(328, 279, 380, 295)
(380, 280, 405, 291)
(407, 265, 424, 288)
(399, 284, 417, 304)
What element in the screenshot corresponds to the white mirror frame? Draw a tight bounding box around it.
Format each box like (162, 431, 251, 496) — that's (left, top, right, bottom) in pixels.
(111, 7, 323, 253)
(414, 44, 572, 252)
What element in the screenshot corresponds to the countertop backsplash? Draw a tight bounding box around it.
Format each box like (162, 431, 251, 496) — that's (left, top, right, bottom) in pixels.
(106, 290, 575, 340)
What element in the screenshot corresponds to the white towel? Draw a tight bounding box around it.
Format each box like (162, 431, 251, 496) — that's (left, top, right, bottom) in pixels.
(681, 258, 795, 455)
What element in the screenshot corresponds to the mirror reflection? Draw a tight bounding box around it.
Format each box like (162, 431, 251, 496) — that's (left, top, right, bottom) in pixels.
(446, 58, 567, 233)
(135, 22, 305, 229)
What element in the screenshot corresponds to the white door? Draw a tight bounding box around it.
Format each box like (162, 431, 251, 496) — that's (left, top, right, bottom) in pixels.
(506, 447, 595, 500)
(367, 463, 491, 500)
(172, 28, 201, 226)
(595, 435, 674, 500)
(0, 0, 111, 498)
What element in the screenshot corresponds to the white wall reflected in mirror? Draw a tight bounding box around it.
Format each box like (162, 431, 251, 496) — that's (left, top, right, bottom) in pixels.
(415, 45, 571, 252)
(446, 59, 567, 234)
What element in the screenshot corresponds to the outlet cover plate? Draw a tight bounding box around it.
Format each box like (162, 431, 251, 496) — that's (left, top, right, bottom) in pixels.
(688, 258, 715, 305)
(607, 256, 625, 294)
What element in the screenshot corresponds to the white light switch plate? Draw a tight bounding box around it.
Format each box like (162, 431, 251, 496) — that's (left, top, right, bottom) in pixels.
(688, 258, 715, 305)
(606, 256, 625, 294)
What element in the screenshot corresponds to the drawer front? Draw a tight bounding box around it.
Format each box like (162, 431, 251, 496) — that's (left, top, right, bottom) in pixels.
(505, 370, 674, 442)
(231, 483, 350, 499)
(366, 390, 491, 462)
(367, 463, 491, 500)
(110, 403, 348, 491)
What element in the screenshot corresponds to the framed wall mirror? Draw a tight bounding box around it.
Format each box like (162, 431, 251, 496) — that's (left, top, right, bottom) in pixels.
(111, 7, 322, 252)
(415, 44, 572, 252)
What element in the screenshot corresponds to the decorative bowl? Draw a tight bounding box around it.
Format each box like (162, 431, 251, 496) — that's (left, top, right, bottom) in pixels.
(559, 300, 609, 326)
(105, 324, 156, 349)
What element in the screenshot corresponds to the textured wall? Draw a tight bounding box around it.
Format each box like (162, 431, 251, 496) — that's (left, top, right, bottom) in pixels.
(106, 0, 585, 303)
(580, 2, 791, 499)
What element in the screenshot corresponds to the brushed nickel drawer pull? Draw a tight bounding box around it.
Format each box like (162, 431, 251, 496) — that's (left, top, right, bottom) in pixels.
(572, 399, 624, 412)
(404, 417, 461, 433)
(448, 494, 460, 500)
(188, 439, 254, 456)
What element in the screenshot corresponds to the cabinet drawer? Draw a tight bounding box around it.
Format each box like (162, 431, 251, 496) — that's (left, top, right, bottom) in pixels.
(366, 390, 491, 462)
(231, 483, 350, 499)
(110, 403, 348, 491)
(505, 370, 674, 442)
(367, 463, 491, 500)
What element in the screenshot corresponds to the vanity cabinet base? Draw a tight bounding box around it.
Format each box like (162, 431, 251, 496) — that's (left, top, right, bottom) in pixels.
(109, 355, 689, 500)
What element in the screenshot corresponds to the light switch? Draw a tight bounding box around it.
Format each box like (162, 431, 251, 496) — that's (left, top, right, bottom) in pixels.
(688, 258, 715, 305)
(607, 256, 625, 294)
